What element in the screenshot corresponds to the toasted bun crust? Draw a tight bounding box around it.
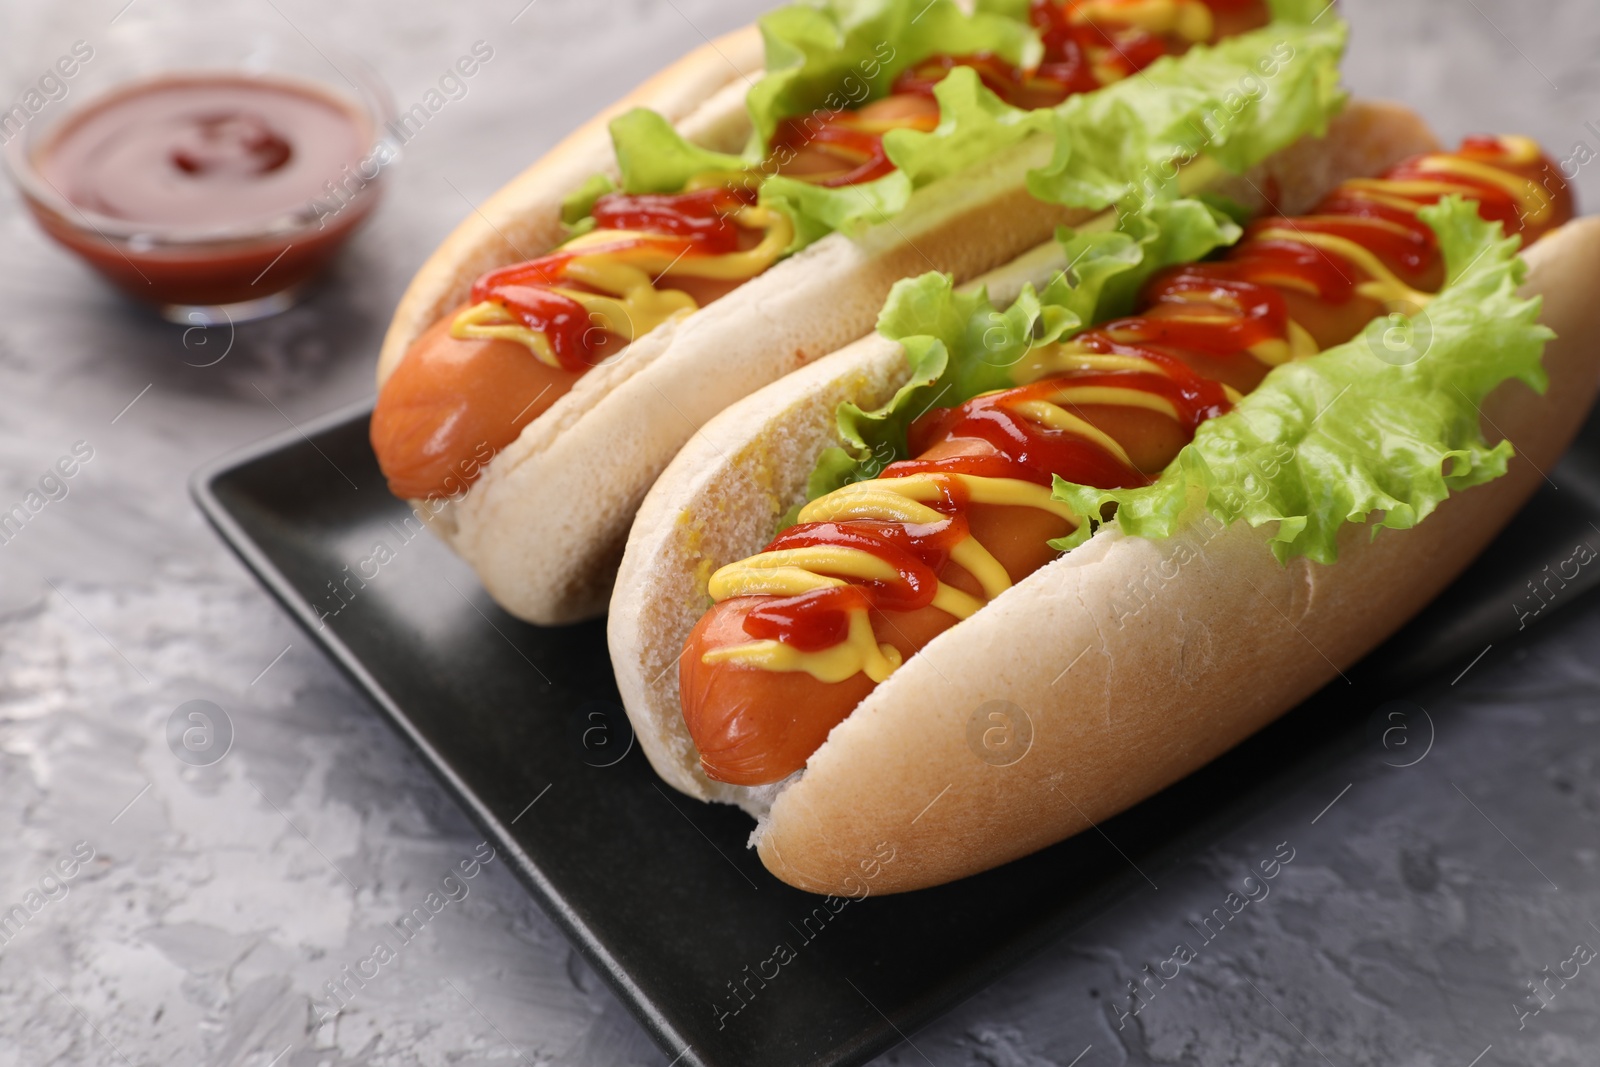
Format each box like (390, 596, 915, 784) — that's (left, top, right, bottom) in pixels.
(610, 103, 1600, 893)
(376, 25, 764, 384)
(611, 99, 1440, 806)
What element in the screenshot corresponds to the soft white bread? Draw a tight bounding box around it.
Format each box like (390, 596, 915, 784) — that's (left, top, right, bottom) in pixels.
(611, 99, 1439, 808)
(609, 104, 1600, 893)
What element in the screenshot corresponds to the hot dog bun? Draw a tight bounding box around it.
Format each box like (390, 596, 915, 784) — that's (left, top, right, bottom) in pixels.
(608, 101, 1600, 893)
(377, 25, 764, 383)
(611, 98, 1437, 804)
(376, 34, 1135, 624)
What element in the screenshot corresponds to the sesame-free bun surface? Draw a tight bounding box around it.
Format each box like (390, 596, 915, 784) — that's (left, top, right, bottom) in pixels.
(609, 104, 1600, 893)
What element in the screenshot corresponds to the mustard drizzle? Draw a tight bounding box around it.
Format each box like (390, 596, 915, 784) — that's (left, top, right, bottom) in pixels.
(697, 142, 1549, 684)
(451, 207, 794, 367)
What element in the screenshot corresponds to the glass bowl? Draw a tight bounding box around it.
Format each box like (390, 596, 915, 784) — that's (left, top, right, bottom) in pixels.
(3, 19, 397, 324)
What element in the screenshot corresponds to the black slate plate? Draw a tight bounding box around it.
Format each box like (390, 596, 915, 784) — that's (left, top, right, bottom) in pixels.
(192, 397, 1600, 1067)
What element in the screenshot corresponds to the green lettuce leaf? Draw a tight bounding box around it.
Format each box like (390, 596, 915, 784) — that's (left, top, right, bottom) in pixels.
(560, 173, 616, 238)
(758, 61, 1059, 249)
(1045, 197, 1242, 324)
(1052, 195, 1552, 562)
(745, 0, 1039, 150)
(805, 198, 1241, 499)
(806, 281, 1075, 500)
(587, 1, 1348, 251)
(973, 0, 1031, 20)
(604, 109, 748, 195)
(561, 173, 616, 225)
(593, 0, 1035, 204)
(1026, 14, 1347, 209)
(759, 170, 914, 253)
(774, 8, 1347, 246)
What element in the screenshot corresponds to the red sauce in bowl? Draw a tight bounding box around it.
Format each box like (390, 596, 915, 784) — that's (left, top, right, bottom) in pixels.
(22, 73, 383, 313)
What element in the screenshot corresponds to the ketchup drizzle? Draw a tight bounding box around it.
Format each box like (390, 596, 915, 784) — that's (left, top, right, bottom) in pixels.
(464, 187, 757, 370)
(465, 0, 1263, 368)
(731, 137, 1575, 653)
(893, 0, 1246, 111)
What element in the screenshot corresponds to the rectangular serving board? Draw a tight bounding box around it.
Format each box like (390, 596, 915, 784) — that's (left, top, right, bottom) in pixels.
(193, 398, 1600, 1067)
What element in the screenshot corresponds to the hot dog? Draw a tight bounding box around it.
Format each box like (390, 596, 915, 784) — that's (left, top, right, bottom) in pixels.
(609, 109, 1600, 893)
(370, 0, 1343, 624)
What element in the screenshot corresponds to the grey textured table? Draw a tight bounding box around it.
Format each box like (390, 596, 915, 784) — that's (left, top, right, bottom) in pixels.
(3, 1, 1599, 1064)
